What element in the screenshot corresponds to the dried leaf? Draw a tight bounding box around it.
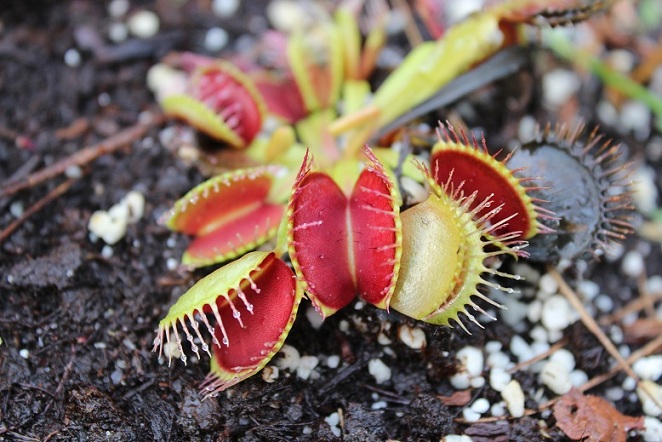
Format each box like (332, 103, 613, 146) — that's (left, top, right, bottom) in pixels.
(437, 390, 472, 407)
(553, 388, 644, 442)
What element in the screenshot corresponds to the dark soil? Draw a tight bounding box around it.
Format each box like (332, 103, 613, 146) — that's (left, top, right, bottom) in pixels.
(1, 1, 659, 441)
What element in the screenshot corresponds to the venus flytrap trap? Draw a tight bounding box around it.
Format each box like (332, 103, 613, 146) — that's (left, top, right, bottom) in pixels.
(150, 0, 635, 397)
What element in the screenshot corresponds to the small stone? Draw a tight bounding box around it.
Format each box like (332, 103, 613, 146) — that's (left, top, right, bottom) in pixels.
(368, 358, 391, 384)
(261, 366, 279, 383)
(540, 359, 572, 395)
(64, 48, 81, 67)
(276, 344, 300, 372)
(570, 370, 588, 387)
(502, 380, 525, 418)
(127, 10, 160, 39)
(110, 369, 123, 385)
(543, 69, 581, 109)
(19, 349, 29, 359)
(9, 201, 23, 218)
(123, 191, 145, 223)
(471, 398, 490, 414)
(326, 355, 340, 369)
(398, 324, 426, 349)
(325, 412, 341, 437)
(623, 376, 637, 391)
(510, 335, 533, 363)
(305, 305, 324, 330)
(549, 349, 576, 372)
(485, 341, 502, 354)
(621, 251, 644, 278)
(377, 332, 392, 346)
(88, 210, 127, 245)
(638, 380, 662, 417)
(594, 294, 614, 313)
(108, 21, 128, 43)
(212, 0, 239, 18)
(204, 27, 229, 52)
(577, 280, 600, 300)
(633, 355, 662, 381)
(450, 372, 471, 390)
(456, 346, 484, 378)
(541, 295, 573, 332)
(486, 351, 511, 369)
(490, 402, 506, 417)
(462, 407, 481, 422)
(490, 368, 512, 392)
(538, 273, 558, 295)
(108, 0, 130, 18)
(371, 401, 387, 410)
(101, 245, 114, 259)
(442, 436, 473, 442)
(470, 376, 485, 389)
(642, 416, 662, 441)
(296, 355, 319, 380)
(166, 258, 178, 271)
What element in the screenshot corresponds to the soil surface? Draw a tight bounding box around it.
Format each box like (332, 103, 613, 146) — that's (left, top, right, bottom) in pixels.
(1, 1, 660, 441)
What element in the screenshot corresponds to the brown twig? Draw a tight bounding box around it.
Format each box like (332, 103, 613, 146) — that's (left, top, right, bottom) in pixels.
(0, 178, 77, 245)
(0, 112, 163, 198)
(600, 291, 662, 326)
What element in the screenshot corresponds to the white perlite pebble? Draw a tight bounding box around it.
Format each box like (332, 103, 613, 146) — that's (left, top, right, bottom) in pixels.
(471, 398, 490, 414)
(642, 416, 662, 441)
(88, 191, 145, 244)
(124, 190, 145, 223)
(325, 412, 341, 437)
(632, 166, 659, 215)
(442, 435, 474, 442)
(638, 381, 662, 417)
(490, 368, 512, 392)
(398, 324, 426, 349)
(541, 295, 574, 332)
(212, 0, 239, 18)
(456, 346, 484, 378)
(108, 0, 130, 18)
(128, 11, 160, 39)
(621, 251, 644, 278)
(305, 305, 324, 330)
(538, 273, 559, 296)
(594, 294, 614, 313)
(510, 335, 534, 363)
(543, 69, 581, 109)
(577, 280, 600, 301)
(462, 407, 481, 423)
(450, 372, 471, 390)
(326, 355, 340, 369)
(570, 370, 588, 387)
(502, 380, 525, 418)
(491, 401, 506, 417)
(486, 351, 511, 369)
(64, 48, 82, 67)
(204, 27, 229, 52)
(19, 349, 30, 359)
(9, 201, 23, 218)
(470, 376, 485, 389)
(549, 349, 576, 372)
(368, 358, 391, 384)
(633, 356, 662, 381)
(296, 356, 319, 380)
(485, 341, 502, 354)
(540, 359, 572, 395)
(276, 344, 300, 372)
(623, 376, 637, 391)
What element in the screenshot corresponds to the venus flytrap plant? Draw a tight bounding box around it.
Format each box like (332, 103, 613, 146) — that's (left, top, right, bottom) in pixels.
(151, 0, 635, 396)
